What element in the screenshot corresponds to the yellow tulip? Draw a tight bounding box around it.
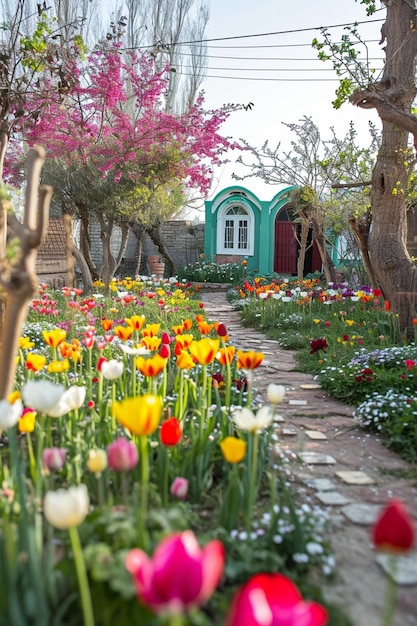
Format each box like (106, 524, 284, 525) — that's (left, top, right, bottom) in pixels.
(188, 338, 220, 365)
(220, 437, 246, 463)
(86, 449, 108, 475)
(141, 323, 161, 338)
(47, 359, 70, 373)
(42, 328, 67, 348)
(18, 408, 37, 433)
(125, 315, 146, 331)
(176, 351, 196, 370)
(140, 336, 162, 351)
(19, 336, 35, 350)
(26, 353, 47, 372)
(113, 394, 162, 436)
(114, 326, 134, 341)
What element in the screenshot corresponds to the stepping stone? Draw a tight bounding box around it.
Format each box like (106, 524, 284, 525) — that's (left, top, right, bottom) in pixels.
(335, 470, 375, 485)
(305, 430, 328, 440)
(299, 452, 337, 464)
(273, 414, 285, 423)
(376, 552, 417, 585)
(281, 427, 297, 436)
(289, 399, 308, 406)
(304, 478, 336, 491)
(315, 491, 352, 505)
(341, 503, 382, 525)
(300, 383, 321, 390)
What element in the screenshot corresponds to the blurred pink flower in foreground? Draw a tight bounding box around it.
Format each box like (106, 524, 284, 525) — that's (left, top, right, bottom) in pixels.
(125, 530, 224, 615)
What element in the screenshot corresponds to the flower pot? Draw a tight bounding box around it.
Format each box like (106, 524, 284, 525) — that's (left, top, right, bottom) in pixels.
(148, 255, 165, 278)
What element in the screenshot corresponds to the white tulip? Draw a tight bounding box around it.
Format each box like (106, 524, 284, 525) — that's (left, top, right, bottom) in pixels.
(0, 399, 23, 430)
(267, 384, 286, 405)
(22, 380, 65, 413)
(101, 359, 124, 380)
(43, 484, 90, 529)
(48, 386, 86, 418)
(232, 406, 273, 433)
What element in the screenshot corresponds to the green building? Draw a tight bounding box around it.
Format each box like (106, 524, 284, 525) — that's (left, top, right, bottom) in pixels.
(204, 185, 322, 276)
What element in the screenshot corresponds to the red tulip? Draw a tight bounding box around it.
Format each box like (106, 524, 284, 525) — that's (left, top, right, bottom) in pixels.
(372, 499, 415, 553)
(160, 417, 182, 446)
(226, 573, 328, 626)
(125, 530, 224, 615)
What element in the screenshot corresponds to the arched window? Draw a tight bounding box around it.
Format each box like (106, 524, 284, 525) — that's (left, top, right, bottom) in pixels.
(217, 204, 254, 255)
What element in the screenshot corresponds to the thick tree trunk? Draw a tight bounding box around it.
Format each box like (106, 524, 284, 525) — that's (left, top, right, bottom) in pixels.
(71, 244, 94, 294)
(99, 216, 116, 288)
(351, 1, 417, 329)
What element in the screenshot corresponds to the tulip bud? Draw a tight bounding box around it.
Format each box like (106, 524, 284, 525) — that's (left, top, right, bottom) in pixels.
(43, 447, 67, 471)
(372, 498, 415, 553)
(159, 344, 170, 359)
(170, 477, 189, 500)
(86, 449, 108, 475)
(267, 383, 286, 405)
(107, 437, 139, 472)
(217, 322, 227, 337)
(161, 332, 171, 345)
(160, 417, 182, 446)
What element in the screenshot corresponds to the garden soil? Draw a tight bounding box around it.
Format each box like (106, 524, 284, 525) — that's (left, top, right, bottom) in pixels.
(200, 287, 417, 626)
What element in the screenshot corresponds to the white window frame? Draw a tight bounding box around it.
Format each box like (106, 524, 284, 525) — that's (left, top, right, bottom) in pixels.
(216, 204, 254, 255)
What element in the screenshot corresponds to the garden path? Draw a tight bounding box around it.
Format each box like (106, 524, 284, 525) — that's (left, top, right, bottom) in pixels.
(200, 287, 417, 626)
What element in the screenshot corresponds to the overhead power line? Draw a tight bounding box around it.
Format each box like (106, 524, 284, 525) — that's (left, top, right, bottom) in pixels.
(121, 19, 384, 51)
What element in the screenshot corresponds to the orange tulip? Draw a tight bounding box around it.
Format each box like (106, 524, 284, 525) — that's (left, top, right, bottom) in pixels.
(237, 349, 264, 370)
(182, 318, 193, 331)
(216, 346, 236, 366)
(101, 319, 113, 332)
(197, 320, 214, 335)
(189, 338, 220, 365)
(136, 354, 166, 377)
(114, 325, 134, 341)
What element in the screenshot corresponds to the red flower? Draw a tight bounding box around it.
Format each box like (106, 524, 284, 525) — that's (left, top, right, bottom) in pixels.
(404, 359, 416, 370)
(310, 338, 328, 354)
(160, 417, 182, 446)
(226, 573, 328, 626)
(372, 499, 415, 553)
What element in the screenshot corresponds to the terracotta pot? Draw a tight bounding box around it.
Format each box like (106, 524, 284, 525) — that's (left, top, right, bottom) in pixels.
(148, 255, 165, 278)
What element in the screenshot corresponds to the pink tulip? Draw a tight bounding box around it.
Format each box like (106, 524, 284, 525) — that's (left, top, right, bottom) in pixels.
(170, 476, 189, 500)
(42, 448, 67, 471)
(107, 437, 138, 472)
(226, 573, 328, 626)
(125, 530, 225, 615)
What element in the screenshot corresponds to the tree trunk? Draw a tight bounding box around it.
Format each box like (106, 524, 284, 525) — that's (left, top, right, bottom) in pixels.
(99, 216, 116, 288)
(130, 219, 144, 276)
(79, 211, 99, 281)
(348, 214, 379, 289)
(295, 220, 309, 281)
(351, 0, 417, 329)
(113, 221, 130, 276)
(145, 223, 177, 277)
(71, 244, 94, 295)
(311, 217, 337, 283)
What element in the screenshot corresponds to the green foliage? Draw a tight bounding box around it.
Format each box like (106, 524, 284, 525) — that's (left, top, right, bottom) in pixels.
(178, 258, 249, 284)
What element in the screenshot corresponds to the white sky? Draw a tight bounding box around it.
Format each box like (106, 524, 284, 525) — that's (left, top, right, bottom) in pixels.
(200, 0, 385, 203)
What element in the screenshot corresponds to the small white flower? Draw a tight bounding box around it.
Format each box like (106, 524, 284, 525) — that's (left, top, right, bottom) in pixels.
(119, 344, 150, 356)
(43, 484, 90, 529)
(22, 380, 65, 413)
(0, 399, 23, 430)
